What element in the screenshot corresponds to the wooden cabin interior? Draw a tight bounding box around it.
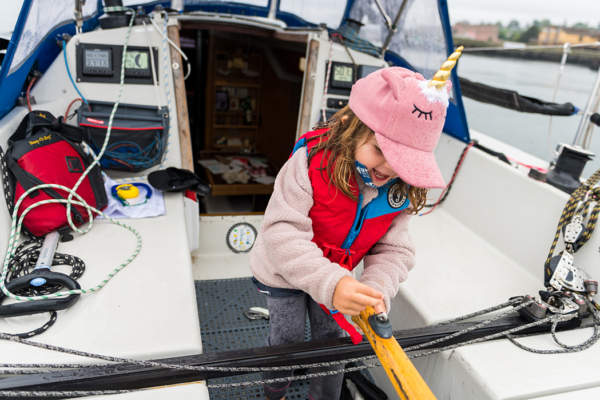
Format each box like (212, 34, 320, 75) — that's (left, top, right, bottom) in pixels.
(179, 24, 308, 214)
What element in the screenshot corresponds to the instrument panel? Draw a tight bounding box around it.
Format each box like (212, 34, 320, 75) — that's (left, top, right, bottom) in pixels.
(76, 43, 158, 85)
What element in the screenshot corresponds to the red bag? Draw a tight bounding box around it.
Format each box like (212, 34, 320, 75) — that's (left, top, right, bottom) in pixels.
(1, 111, 108, 238)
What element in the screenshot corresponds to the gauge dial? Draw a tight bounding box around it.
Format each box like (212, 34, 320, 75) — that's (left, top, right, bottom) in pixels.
(226, 223, 257, 254)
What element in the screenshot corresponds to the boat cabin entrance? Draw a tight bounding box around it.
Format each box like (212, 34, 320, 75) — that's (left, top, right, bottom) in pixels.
(180, 23, 309, 213)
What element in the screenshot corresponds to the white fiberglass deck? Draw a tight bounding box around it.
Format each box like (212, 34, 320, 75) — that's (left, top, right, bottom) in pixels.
(0, 22, 203, 373)
(385, 132, 600, 400)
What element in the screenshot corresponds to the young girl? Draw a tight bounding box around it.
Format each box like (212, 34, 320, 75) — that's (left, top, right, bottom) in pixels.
(250, 51, 460, 400)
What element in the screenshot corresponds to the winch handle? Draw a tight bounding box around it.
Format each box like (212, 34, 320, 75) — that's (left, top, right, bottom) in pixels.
(0, 231, 81, 317)
(0, 270, 81, 317)
(35, 231, 60, 269)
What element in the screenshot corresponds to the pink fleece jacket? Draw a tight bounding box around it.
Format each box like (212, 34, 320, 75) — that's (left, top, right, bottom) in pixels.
(249, 149, 416, 311)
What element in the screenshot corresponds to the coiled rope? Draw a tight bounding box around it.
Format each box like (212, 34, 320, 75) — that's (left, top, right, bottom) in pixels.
(1, 296, 598, 395)
(0, 10, 141, 303)
(545, 169, 600, 271)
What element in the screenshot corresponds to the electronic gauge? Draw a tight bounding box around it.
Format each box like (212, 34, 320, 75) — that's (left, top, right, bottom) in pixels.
(330, 62, 354, 89)
(82, 48, 113, 76)
(124, 50, 151, 78)
(226, 223, 258, 254)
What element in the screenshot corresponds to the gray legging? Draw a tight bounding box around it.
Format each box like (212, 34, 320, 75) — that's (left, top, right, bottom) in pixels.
(263, 294, 346, 400)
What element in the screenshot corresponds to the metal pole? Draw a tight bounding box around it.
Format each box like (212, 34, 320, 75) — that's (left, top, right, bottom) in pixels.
(380, 0, 409, 57)
(573, 63, 600, 147)
(547, 42, 570, 155)
(73, 0, 85, 35)
(373, 0, 392, 30)
(267, 0, 280, 20)
(583, 95, 600, 149)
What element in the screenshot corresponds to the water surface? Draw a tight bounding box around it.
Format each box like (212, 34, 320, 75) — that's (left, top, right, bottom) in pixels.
(458, 54, 598, 176)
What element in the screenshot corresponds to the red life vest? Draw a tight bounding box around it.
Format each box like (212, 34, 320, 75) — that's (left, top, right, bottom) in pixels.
(291, 129, 410, 344)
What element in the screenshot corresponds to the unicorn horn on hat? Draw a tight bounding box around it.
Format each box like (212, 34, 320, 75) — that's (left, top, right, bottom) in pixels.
(428, 46, 464, 89)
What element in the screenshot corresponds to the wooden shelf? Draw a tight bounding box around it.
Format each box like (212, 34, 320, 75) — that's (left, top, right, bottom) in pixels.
(205, 36, 263, 152)
(214, 124, 258, 129)
(198, 151, 276, 196)
(213, 144, 246, 149)
(215, 111, 257, 115)
(215, 82, 260, 88)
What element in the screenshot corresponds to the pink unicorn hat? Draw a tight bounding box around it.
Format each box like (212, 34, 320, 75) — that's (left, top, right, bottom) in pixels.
(348, 47, 464, 189)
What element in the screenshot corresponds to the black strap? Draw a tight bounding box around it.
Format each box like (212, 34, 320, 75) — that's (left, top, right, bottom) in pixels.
(5, 154, 39, 198)
(55, 117, 85, 143)
(473, 141, 511, 165)
(0, 146, 15, 215)
(8, 111, 83, 145)
(344, 365, 388, 400)
(25, 171, 85, 225)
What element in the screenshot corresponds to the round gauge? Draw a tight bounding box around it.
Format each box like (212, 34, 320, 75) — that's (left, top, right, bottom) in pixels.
(226, 222, 258, 254)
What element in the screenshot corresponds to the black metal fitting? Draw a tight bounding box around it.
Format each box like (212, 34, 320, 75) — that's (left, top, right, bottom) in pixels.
(547, 144, 594, 194)
(368, 313, 393, 339)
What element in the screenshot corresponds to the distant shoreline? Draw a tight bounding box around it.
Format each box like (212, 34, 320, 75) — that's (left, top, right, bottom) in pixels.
(454, 38, 600, 70)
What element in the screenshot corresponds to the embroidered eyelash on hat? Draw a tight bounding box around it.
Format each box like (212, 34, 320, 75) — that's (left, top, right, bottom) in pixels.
(412, 105, 433, 120)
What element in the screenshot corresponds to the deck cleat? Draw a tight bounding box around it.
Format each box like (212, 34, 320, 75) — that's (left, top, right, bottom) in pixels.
(244, 307, 269, 320)
(517, 293, 583, 324)
(523, 295, 548, 319)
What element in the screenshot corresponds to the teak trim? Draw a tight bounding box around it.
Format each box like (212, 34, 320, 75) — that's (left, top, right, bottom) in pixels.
(298, 39, 319, 136)
(168, 23, 194, 171)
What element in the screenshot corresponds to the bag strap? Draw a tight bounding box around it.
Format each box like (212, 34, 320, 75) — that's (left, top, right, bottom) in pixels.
(54, 117, 84, 143)
(8, 112, 84, 145)
(8, 111, 56, 146)
(0, 146, 15, 215)
(4, 155, 40, 198)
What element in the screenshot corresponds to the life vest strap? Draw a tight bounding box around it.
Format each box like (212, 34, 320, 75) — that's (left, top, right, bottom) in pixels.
(318, 304, 363, 345)
(320, 242, 356, 271)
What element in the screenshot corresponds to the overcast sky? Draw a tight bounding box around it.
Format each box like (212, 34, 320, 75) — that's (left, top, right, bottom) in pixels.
(448, 0, 600, 27)
(1, 0, 600, 35)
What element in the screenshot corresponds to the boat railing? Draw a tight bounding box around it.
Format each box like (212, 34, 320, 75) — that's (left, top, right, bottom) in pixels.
(460, 41, 600, 153)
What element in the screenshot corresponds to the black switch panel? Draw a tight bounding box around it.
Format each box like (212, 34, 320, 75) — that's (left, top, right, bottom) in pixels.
(327, 98, 349, 109)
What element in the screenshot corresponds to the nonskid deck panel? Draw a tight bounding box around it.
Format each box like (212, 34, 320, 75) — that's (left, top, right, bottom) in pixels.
(194, 277, 375, 399)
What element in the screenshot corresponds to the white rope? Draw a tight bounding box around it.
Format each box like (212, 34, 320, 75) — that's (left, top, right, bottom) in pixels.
(1, 11, 141, 301)
(115, 11, 173, 183)
(149, 16, 192, 80)
(142, 20, 162, 111)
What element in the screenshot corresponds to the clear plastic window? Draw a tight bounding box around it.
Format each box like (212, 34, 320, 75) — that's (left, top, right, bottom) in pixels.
(8, 0, 98, 75)
(349, 0, 447, 80)
(279, 0, 347, 28)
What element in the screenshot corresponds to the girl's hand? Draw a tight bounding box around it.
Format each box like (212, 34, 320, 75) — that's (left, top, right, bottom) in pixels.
(332, 276, 384, 315)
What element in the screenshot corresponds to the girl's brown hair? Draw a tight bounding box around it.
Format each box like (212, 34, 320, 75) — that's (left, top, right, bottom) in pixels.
(308, 106, 429, 214)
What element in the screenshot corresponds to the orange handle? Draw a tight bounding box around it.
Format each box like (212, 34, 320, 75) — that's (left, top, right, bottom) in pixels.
(352, 306, 436, 400)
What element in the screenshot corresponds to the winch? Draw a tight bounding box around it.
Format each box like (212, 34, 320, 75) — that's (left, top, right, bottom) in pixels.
(518, 177, 600, 327)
